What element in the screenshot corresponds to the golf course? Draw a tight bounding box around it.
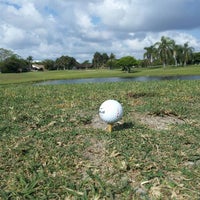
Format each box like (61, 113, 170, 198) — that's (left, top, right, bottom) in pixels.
(0, 66, 200, 199)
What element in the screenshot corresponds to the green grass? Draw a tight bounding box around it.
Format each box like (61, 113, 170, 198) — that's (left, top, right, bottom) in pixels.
(0, 65, 200, 84)
(0, 80, 200, 199)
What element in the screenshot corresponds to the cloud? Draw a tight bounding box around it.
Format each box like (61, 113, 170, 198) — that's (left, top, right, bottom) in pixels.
(91, 0, 200, 32)
(0, 0, 200, 62)
(1, 2, 43, 29)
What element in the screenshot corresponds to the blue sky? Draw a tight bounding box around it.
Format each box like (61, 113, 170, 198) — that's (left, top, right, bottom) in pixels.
(0, 0, 200, 62)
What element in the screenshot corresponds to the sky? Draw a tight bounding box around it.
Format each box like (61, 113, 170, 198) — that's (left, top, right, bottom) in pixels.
(0, 0, 200, 62)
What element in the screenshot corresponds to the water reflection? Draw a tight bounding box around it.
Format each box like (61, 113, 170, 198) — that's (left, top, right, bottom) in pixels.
(35, 75, 200, 85)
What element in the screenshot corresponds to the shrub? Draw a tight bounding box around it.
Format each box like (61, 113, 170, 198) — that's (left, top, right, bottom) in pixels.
(1, 56, 29, 73)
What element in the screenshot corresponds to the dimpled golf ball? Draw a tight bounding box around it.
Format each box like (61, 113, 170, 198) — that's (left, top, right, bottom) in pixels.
(99, 99, 123, 124)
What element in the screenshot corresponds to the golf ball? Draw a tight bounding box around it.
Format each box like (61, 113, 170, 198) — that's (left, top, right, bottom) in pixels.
(99, 99, 123, 124)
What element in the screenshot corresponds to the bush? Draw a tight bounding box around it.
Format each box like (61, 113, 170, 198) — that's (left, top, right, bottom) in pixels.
(1, 56, 29, 73)
(116, 56, 138, 73)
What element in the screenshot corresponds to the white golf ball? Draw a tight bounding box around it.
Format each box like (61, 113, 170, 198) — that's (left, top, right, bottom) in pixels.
(99, 99, 123, 124)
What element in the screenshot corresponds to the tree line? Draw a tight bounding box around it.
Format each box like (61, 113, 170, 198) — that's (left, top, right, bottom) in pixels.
(0, 36, 200, 73)
(143, 36, 196, 67)
(0, 49, 138, 73)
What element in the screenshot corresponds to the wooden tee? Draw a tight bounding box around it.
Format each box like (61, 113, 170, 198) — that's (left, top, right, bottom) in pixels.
(107, 124, 113, 132)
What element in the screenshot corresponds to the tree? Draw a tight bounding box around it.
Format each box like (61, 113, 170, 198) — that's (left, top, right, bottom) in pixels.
(43, 59, 55, 70)
(1, 55, 29, 73)
(143, 45, 157, 66)
(142, 37, 195, 68)
(102, 53, 109, 65)
(182, 42, 194, 66)
(0, 48, 15, 62)
(92, 52, 111, 68)
(155, 36, 174, 67)
(55, 55, 77, 70)
(193, 52, 200, 64)
(171, 42, 183, 66)
(92, 52, 103, 68)
(27, 56, 33, 71)
(117, 56, 137, 73)
(107, 53, 116, 69)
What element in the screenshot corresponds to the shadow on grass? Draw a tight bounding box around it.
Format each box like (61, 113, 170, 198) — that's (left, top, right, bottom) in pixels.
(122, 69, 141, 74)
(114, 122, 134, 131)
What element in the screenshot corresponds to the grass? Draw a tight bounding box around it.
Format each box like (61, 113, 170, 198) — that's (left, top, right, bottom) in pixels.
(0, 79, 200, 199)
(0, 65, 200, 84)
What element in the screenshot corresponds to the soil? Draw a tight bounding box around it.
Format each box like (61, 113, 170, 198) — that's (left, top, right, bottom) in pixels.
(91, 115, 108, 130)
(133, 112, 185, 130)
(90, 112, 185, 131)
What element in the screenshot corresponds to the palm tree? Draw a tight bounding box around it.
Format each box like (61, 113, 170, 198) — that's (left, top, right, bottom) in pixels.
(109, 53, 116, 69)
(171, 42, 183, 67)
(143, 45, 157, 66)
(182, 42, 194, 66)
(155, 36, 174, 68)
(27, 56, 33, 71)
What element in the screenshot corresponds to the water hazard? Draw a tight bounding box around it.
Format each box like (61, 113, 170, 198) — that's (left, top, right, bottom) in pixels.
(35, 75, 200, 85)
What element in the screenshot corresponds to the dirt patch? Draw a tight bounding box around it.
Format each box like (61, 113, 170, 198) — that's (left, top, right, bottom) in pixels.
(79, 137, 114, 179)
(90, 114, 108, 130)
(83, 137, 107, 167)
(133, 112, 185, 130)
(90, 112, 185, 131)
(90, 115, 129, 131)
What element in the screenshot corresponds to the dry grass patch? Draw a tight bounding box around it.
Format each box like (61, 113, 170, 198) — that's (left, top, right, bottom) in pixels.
(133, 111, 185, 130)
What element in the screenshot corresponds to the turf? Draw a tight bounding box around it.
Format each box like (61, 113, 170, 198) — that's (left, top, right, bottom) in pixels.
(0, 80, 200, 199)
(0, 65, 200, 84)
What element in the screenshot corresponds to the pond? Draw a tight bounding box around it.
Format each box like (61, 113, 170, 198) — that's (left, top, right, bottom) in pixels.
(35, 75, 200, 85)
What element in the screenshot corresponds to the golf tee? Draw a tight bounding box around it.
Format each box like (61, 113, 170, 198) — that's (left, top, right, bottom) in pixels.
(108, 124, 113, 132)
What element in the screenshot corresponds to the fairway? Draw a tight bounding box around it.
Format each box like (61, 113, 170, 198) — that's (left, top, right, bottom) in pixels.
(0, 79, 200, 199)
(0, 65, 200, 84)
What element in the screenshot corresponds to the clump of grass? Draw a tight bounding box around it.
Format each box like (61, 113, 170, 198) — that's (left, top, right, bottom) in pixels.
(0, 80, 200, 199)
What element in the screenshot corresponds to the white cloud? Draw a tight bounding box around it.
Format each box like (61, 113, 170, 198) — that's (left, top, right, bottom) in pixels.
(0, 0, 200, 62)
(91, 0, 200, 32)
(2, 2, 43, 29)
(1, 24, 24, 46)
